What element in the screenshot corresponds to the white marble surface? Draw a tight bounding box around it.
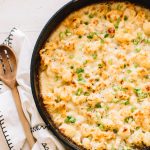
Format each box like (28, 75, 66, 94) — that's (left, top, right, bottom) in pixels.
(0, 0, 69, 149)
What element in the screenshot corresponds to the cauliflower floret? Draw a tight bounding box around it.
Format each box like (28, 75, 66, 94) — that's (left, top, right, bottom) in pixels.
(101, 118, 116, 130)
(80, 124, 92, 137)
(128, 130, 144, 146)
(115, 31, 134, 43)
(120, 107, 132, 119)
(104, 92, 114, 102)
(82, 138, 91, 149)
(143, 132, 150, 146)
(135, 11, 145, 26)
(40, 49, 51, 66)
(61, 69, 72, 82)
(54, 86, 72, 101)
(47, 62, 62, 74)
(91, 141, 106, 150)
(109, 110, 123, 128)
(141, 102, 150, 131)
(124, 7, 136, 20)
(83, 41, 101, 54)
(62, 38, 75, 51)
(44, 100, 66, 115)
(59, 124, 76, 138)
(133, 52, 150, 69)
(137, 67, 149, 78)
(106, 10, 123, 22)
(118, 125, 131, 139)
(143, 21, 150, 35)
(72, 95, 86, 105)
(72, 131, 81, 145)
(74, 25, 88, 35)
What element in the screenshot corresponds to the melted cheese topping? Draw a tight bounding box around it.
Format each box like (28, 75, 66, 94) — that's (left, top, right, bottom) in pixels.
(39, 2, 150, 150)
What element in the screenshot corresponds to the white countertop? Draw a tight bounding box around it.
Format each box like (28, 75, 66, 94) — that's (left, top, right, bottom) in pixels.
(0, 0, 69, 149)
(0, 0, 70, 46)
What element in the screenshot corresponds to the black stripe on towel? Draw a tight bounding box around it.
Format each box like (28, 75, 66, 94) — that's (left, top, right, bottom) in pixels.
(42, 143, 50, 150)
(3, 27, 17, 47)
(0, 83, 2, 90)
(0, 111, 15, 150)
(31, 124, 48, 133)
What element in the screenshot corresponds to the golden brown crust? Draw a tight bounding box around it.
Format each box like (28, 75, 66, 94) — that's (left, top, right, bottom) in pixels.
(39, 2, 150, 150)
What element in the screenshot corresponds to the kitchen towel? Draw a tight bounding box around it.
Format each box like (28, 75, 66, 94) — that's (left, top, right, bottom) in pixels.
(0, 28, 66, 150)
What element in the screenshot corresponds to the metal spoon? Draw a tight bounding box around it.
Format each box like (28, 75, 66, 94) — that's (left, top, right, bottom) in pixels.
(0, 44, 35, 149)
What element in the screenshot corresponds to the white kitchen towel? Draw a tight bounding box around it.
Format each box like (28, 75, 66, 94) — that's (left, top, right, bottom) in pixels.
(0, 28, 66, 150)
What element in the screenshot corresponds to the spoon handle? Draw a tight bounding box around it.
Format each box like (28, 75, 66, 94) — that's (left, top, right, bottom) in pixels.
(11, 86, 35, 149)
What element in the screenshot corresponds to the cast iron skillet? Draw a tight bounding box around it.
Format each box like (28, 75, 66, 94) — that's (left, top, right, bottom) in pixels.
(30, 0, 150, 149)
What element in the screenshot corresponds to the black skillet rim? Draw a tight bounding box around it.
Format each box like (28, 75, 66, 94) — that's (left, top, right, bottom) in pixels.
(30, 0, 150, 149)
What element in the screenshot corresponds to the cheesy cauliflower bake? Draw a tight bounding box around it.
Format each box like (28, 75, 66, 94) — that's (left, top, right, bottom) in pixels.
(39, 2, 150, 150)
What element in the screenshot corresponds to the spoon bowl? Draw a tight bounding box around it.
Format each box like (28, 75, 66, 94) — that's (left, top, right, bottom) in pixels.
(0, 44, 17, 88)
